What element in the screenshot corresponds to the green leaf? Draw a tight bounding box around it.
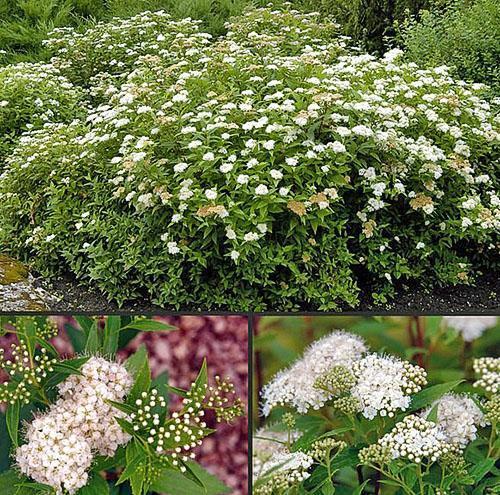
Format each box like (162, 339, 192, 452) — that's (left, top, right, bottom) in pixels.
(126, 441, 146, 495)
(0, 471, 22, 495)
(124, 345, 148, 378)
(128, 353, 151, 402)
(330, 448, 359, 471)
(35, 337, 58, 357)
(14, 481, 53, 493)
(107, 400, 136, 415)
(321, 482, 335, 495)
(84, 321, 100, 354)
(93, 447, 126, 472)
(167, 385, 189, 398)
(77, 473, 109, 494)
(103, 316, 122, 357)
(115, 418, 137, 437)
(194, 359, 208, 394)
(116, 455, 143, 485)
(52, 362, 83, 376)
(122, 319, 176, 333)
(352, 480, 370, 495)
(426, 404, 438, 423)
(469, 458, 495, 483)
(44, 357, 90, 389)
(64, 323, 87, 354)
(151, 461, 231, 495)
(74, 316, 95, 336)
(6, 401, 20, 448)
(409, 380, 464, 411)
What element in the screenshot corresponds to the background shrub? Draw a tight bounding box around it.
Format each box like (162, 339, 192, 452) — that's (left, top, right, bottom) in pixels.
(0, 0, 248, 65)
(395, 0, 500, 94)
(297, 0, 430, 53)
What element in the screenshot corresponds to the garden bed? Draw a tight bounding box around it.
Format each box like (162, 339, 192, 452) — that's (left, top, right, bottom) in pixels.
(39, 269, 499, 313)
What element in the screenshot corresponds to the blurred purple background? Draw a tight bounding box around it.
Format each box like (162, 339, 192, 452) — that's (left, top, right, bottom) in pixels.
(1, 315, 249, 495)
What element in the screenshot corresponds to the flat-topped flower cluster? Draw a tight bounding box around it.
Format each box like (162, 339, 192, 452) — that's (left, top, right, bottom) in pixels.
(256, 328, 497, 494)
(261, 330, 427, 418)
(0, 3, 498, 309)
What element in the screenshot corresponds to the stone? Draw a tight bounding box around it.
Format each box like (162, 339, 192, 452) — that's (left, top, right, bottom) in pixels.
(0, 254, 54, 311)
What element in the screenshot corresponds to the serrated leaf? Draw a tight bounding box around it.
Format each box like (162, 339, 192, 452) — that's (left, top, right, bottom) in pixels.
(74, 316, 95, 336)
(108, 400, 135, 415)
(14, 481, 53, 493)
(409, 381, 464, 411)
(126, 442, 147, 495)
(167, 385, 188, 398)
(53, 362, 83, 376)
(116, 454, 144, 488)
(352, 480, 370, 495)
(6, 401, 20, 448)
(93, 447, 126, 472)
(115, 418, 136, 437)
(44, 357, 90, 389)
(194, 359, 208, 394)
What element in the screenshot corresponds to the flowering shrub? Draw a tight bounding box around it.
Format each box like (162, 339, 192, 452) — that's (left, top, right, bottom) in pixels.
(0, 316, 244, 495)
(0, 63, 85, 163)
(254, 316, 500, 493)
(0, 4, 498, 309)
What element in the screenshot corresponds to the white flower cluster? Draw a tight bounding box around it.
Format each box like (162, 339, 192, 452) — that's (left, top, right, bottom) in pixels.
(473, 357, 500, 393)
(16, 357, 133, 494)
(0, 62, 84, 131)
(351, 354, 427, 419)
(262, 451, 314, 480)
(16, 414, 93, 494)
(444, 316, 497, 342)
(423, 393, 487, 448)
(261, 331, 367, 414)
(253, 426, 301, 478)
(377, 415, 450, 464)
(255, 450, 314, 494)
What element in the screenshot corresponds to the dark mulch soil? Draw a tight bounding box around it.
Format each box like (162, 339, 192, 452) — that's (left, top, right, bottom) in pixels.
(35, 270, 499, 314)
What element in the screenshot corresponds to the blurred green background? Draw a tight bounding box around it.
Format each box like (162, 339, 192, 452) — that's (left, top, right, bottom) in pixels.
(252, 315, 500, 426)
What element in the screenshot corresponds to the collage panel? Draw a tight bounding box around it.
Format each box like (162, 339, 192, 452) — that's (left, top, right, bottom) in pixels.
(252, 315, 500, 494)
(0, 0, 499, 494)
(0, 2, 498, 314)
(0, 315, 249, 495)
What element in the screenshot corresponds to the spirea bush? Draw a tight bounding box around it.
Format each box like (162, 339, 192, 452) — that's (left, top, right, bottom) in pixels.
(0, 316, 244, 495)
(255, 324, 500, 494)
(0, 63, 85, 163)
(0, 4, 498, 310)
